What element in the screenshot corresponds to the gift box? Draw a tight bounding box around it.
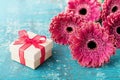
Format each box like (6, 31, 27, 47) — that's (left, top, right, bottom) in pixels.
(9, 30, 53, 69)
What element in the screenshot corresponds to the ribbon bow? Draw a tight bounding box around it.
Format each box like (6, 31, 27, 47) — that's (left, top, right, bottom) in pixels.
(14, 30, 46, 65)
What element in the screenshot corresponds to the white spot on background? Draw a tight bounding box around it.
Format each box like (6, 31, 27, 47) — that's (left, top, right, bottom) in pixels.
(96, 72, 106, 79)
(42, 72, 60, 80)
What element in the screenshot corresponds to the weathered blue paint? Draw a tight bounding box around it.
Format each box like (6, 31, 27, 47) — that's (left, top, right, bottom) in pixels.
(0, 0, 120, 80)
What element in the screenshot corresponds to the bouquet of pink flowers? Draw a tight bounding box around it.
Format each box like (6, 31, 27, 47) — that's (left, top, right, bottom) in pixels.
(49, 0, 120, 68)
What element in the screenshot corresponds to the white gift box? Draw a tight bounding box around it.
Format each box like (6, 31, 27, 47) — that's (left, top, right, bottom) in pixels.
(9, 31, 53, 69)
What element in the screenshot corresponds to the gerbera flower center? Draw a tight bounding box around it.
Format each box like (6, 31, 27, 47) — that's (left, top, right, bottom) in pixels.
(66, 27, 73, 33)
(112, 6, 118, 13)
(87, 41, 97, 50)
(79, 8, 87, 15)
(116, 27, 120, 34)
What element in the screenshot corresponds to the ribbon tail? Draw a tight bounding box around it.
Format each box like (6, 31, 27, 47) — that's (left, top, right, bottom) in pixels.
(39, 46, 45, 64)
(19, 43, 31, 65)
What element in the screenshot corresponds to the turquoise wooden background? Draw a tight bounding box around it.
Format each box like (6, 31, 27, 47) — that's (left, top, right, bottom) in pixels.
(0, 0, 120, 80)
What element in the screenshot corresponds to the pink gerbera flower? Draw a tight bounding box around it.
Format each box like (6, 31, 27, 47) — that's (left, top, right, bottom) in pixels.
(66, 0, 101, 21)
(103, 12, 120, 48)
(69, 22, 115, 67)
(49, 12, 84, 45)
(101, 0, 120, 21)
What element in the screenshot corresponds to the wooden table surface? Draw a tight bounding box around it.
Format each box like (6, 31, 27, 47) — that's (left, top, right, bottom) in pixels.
(0, 0, 120, 80)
